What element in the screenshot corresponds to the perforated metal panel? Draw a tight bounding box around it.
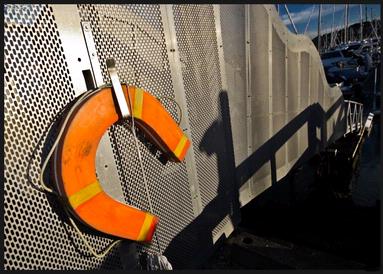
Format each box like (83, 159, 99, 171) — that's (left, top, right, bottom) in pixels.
(4, 4, 122, 270)
(287, 49, 300, 163)
(77, 4, 196, 258)
(219, 4, 247, 166)
(248, 5, 272, 188)
(4, 4, 347, 270)
(172, 5, 238, 241)
(272, 27, 287, 170)
(237, 5, 345, 204)
(172, 4, 222, 208)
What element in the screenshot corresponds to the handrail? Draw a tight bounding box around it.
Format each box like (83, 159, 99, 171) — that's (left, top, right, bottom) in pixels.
(344, 100, 364, 135)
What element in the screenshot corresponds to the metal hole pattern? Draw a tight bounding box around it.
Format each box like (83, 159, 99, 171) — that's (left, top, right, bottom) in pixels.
(4, 4, 122, 270)
(77, 4, 195, 258)
(213, 5, 248, 238)
(219, 5, 248, 166)
(172, 5, 239, 242)
(220, 5, 246, 82)
(172, 5, 223, 208)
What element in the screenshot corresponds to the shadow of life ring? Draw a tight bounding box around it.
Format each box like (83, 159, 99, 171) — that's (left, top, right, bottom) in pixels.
(52, 84, 190, 242)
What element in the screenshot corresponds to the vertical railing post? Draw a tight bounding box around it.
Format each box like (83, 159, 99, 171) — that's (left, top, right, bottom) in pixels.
(348, 102, 352, 132)
(357, 105, 360, 131)
(358, 104, 360, 131)
(373, 67, 377, 111)
(356, 104, 358, 131)
(346, 102, 350, 133)
(352, 104, 354, 132)
(353, 104, 357, 132)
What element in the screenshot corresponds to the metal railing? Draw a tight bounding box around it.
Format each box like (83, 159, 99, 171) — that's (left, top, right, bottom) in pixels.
(344, 100, 363, 134)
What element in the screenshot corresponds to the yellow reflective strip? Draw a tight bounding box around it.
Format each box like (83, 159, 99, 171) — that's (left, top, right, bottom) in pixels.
(174, 135, 187, 158)
(133, 88, 144, 119)
(137, 214, 154, 241)
(68, 181, 102, 209)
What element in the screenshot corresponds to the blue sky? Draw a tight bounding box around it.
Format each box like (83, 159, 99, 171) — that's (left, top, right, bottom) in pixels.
(277, 4, 381, 38)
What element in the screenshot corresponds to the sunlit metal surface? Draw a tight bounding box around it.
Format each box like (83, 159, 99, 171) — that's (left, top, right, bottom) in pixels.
(4, 4, 346, 270)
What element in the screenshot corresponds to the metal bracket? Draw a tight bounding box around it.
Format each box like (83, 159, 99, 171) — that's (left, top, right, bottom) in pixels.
(106, 58, 130, 119)
(51, 5, 93, 96)
(81, 21, 104, 87)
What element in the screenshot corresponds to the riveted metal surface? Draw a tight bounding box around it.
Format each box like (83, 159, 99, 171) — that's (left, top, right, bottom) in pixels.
(4, 4, 122, 270)
(77, 4, 195, 261)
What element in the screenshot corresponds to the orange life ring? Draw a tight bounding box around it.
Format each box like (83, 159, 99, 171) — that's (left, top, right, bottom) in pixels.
(52, 84, 190, 242)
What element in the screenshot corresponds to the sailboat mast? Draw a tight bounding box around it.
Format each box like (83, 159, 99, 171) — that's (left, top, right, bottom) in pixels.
(345, 4, 349, 43)
(331, 4, 335, 48)
(344, 4, 347, 43)
(360, 4, 363, 41)
(318, 4, 322, 52)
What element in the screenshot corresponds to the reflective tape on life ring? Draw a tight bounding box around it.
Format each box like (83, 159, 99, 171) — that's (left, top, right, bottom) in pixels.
(53, 84, 190, 241)
(127, 86, 190, 160)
